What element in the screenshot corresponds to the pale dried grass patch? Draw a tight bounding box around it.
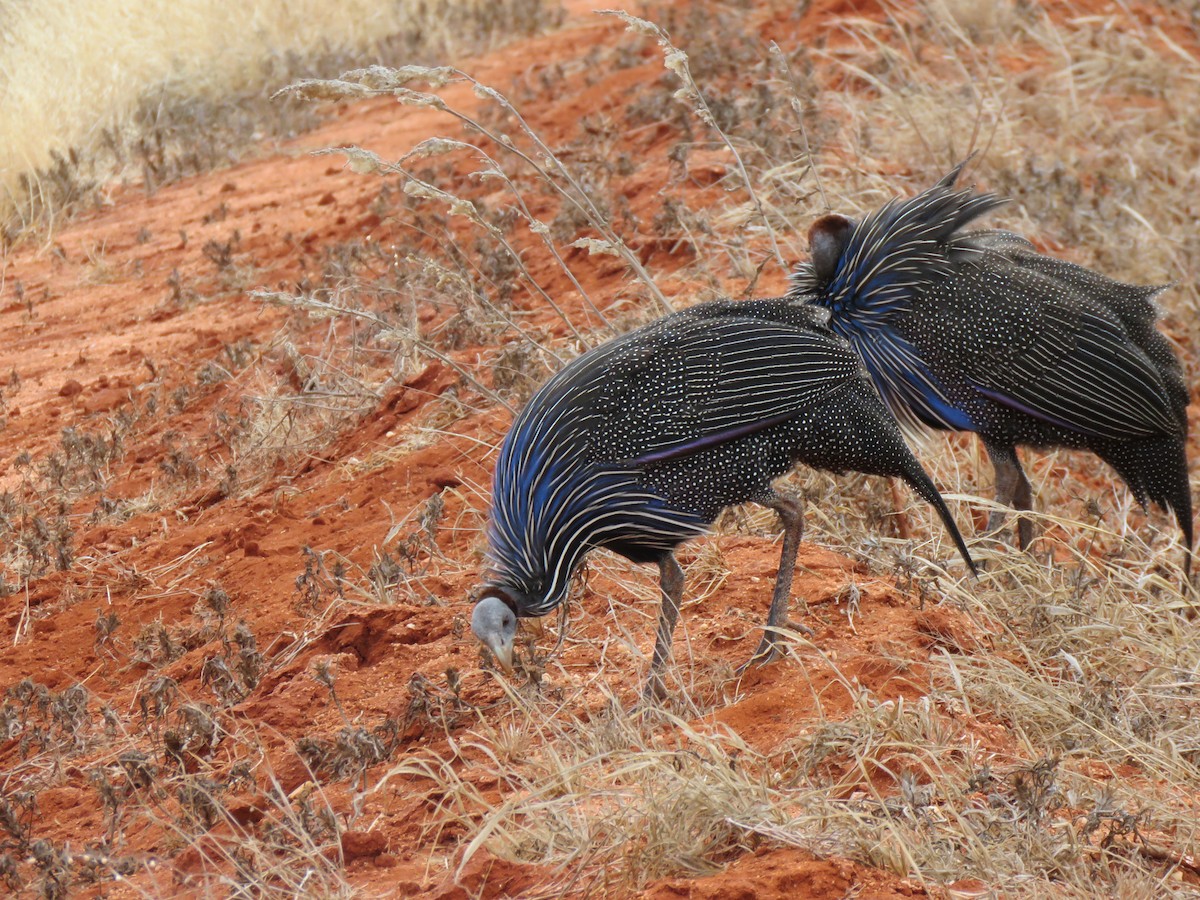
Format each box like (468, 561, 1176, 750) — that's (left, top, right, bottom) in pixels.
(0, 0, 562, 237)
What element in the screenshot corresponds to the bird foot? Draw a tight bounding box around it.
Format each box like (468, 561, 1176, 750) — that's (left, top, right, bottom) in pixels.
(984, 508, 1036, 552)
(737, 622, 815, 674)
(736, 644, 777, 674)
(1016, 517, 1035, 552)
(638, 671, 669, 706)
(984, 508, 1009, 541)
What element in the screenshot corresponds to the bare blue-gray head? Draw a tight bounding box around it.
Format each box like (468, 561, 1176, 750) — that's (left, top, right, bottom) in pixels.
(473, 296, 976, 695)
(792, 162, 1192, 574)
(471, 594, 516, 672)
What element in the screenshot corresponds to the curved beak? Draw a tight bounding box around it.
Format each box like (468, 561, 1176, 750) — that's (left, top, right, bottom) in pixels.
(487, 637, 514, 673)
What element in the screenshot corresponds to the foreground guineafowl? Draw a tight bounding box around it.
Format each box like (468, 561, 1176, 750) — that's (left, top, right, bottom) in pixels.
(792, 163, 1193, 573)
(471, 298, 976, 697)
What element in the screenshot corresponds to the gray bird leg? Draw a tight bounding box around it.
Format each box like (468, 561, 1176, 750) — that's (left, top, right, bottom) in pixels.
(985, 442, 1035, 550)
(643, 553, 685, 701)
(742, 493, 808, 669)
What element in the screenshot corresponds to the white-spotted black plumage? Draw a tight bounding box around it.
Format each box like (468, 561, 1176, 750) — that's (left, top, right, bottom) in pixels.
(474, 297, 976, 692)
(793, 164, 1193, 571)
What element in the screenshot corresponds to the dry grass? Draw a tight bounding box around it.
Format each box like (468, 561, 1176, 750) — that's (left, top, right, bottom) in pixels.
(4, 0, 1200, 895)
(0, 0, 561, 239)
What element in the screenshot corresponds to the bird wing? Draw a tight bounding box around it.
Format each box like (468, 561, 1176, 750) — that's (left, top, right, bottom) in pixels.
(484, 308, 863, 609)
(928, 261, 1181, 440)
(594, 314, 864, 466)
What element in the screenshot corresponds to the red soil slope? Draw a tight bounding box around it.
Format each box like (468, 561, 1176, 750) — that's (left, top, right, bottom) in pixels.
(1, 0, 1196, 897)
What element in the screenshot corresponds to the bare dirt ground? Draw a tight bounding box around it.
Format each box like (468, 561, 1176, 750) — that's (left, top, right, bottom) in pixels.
(2, 0, 1199, 896)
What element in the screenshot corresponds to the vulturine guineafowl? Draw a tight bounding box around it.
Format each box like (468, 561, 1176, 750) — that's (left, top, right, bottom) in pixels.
(792, 163, 1193, 573)
(471, 298, 976, 698)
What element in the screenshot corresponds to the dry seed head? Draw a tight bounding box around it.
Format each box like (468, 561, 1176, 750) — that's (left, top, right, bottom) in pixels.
(568, 237, 621, 257)
(403, 178, 488, 226)
(391, 87, 448, 111)
(342, 64, 456, 90)
(471, 83, 507, 105)
(275, 78, 372, 102)
(663, 49, 690, 82)
(317, 146, 387, 175)
(400, 138, 474, 163)
(601, 9, 669, 41)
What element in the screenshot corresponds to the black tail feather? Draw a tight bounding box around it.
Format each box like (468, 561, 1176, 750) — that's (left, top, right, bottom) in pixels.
(1097, 436, 1193, 579)
(1169, 468, 1194, 580)
(901, 463, 978, 577)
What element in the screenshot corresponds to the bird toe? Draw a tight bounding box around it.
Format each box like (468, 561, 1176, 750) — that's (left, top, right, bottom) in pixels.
(639, 672, 670, 706)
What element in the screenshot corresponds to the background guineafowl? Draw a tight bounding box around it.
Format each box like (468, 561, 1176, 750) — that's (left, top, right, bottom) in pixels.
(471, 298, 976, 698)
(792, 163, 1193, 574)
